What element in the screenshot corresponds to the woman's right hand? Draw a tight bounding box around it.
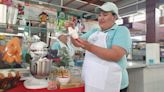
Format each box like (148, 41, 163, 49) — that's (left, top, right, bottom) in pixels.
(71, 37, 81, 47)
(71, 38, 92, 50)
(64, 21, 75, 31)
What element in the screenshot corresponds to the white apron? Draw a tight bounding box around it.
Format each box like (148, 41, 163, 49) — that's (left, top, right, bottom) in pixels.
(82, 31, 122, 92)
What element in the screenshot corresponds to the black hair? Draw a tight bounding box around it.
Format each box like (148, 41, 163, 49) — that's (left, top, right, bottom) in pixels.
(111, 12, 118, 19)
(111, 12, 116, 16)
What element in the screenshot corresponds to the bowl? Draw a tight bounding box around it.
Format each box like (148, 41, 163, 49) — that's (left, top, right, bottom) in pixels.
(57, 77, 70, 85)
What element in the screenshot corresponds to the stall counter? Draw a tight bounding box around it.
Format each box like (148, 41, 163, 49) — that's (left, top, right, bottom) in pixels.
(6, 81, 84, 92)
(127, 61, 164, 92)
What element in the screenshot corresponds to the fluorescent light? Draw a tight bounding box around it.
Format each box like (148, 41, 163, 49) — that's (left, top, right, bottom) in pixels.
(129, 14, 145, 23)
(129, 8, 161, 23)
(131, 35, 145, 41)
(0, 33, 23, 37)
(18, 26, 25, 30)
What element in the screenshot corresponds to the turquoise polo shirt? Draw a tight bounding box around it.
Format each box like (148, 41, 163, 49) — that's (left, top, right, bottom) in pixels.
(81, 24, 132, 89)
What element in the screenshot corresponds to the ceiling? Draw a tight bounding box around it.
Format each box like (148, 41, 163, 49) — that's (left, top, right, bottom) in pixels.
(20, 0, 164, 18)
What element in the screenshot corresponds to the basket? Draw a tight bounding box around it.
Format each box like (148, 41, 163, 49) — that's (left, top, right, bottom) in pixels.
(0, 70, 20, 90)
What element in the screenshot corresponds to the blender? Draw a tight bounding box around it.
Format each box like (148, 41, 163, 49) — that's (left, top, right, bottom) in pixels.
(24, 41, 52, 89)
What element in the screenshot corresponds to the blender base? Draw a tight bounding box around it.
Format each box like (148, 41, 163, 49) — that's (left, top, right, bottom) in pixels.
(24, 76, 48, 89)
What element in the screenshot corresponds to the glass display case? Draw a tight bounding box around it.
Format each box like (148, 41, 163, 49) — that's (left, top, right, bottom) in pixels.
(160, 40, 164, 63)
(0, 0, 57, 69)
(131, 41, 146, 61)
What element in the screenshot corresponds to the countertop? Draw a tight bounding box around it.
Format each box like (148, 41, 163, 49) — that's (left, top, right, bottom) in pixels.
(127, 61, 164, 69)
(127, 61, 146, 69)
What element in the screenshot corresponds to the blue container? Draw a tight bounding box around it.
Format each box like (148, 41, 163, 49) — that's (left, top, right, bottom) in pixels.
(74, 60, 83, 67)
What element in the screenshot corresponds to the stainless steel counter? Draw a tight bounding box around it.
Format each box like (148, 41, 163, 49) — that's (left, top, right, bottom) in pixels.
(127, 61, 164, 69)
(127, 61, 164, 92)
(127, 61, 146, 69)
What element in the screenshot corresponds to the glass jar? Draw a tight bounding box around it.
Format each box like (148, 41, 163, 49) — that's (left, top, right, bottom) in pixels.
(47, 73, 58, 90)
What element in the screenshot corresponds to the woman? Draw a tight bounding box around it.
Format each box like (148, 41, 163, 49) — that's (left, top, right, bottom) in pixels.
(51, 35, 75, 56)
(65, 2, 132, 92)
(51, 34, 76, 66)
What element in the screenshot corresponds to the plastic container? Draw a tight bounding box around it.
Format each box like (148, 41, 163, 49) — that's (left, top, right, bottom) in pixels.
(47, 73, 58, 90)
